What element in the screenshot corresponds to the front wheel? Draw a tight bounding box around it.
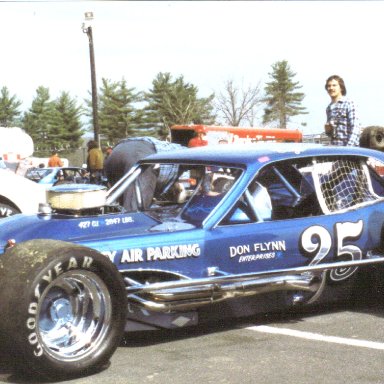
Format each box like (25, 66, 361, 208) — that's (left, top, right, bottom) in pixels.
(0, 239, 126, 380)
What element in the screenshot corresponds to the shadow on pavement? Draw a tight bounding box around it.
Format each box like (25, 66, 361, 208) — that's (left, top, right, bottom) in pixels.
(120, 294, 384, 349)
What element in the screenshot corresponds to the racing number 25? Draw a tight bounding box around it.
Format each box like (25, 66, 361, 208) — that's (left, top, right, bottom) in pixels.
(300, 220, 363, 282)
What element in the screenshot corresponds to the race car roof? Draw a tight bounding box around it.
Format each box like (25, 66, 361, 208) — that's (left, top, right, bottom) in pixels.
(140, 143, 383, 167)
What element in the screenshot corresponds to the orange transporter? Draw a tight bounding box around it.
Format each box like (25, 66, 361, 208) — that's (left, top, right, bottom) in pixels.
(170, 124, 302, 147)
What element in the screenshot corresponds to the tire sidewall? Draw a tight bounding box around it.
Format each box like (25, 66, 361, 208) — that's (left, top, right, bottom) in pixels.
(360, 126, 384, 150)
(0, 240, 126, 379)
(372, 129, 384, 149)
(0, 202, 20, 218)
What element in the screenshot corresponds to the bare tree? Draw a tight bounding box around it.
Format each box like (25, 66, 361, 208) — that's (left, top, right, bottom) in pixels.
(214, 79, 262, 126)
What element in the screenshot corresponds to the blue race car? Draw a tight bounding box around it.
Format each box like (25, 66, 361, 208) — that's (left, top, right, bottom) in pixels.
(25, 166, 90, 187)
(1, 142, 384, 379)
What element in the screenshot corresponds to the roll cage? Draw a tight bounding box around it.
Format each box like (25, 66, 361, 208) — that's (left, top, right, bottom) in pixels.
(105, 154, 384, 229)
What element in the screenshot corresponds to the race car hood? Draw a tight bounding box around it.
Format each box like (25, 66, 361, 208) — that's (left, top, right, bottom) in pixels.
(0, 211, 160, 254)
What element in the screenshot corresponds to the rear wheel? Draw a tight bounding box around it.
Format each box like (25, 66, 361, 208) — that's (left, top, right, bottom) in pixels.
(0, 239, 126, 380)
(360, 126, 384, 150)
(300, 269, 358, 307)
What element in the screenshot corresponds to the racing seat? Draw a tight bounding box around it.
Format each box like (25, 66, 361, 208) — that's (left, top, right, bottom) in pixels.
(251, 182, 272, 221)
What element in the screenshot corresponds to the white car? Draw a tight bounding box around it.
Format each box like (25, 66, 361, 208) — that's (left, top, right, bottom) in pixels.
(0, 169, 47, 218)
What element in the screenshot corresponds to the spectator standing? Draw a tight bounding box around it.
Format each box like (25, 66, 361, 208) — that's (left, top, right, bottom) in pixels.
(324, 75, 360, 146)
(105, 137, 184, 210)
(48, 151, 63, 167)
(87, 140, 104, 184)
(188, 127, 208, 147)
(15, 157, 33, 176)
(104, 146, 113, 159)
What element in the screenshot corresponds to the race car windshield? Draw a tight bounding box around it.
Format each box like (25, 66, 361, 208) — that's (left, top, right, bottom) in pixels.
(122, 163, 243, 226)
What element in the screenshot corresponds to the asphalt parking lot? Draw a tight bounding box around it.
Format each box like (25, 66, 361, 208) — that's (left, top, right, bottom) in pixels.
(1, 298, 384, 384)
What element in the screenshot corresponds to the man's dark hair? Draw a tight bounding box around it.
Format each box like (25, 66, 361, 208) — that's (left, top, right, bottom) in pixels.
(87, 140, 99, 149)
(325, 75, 347, 96)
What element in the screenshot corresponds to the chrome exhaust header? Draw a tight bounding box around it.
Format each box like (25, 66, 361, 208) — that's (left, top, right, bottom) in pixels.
(124, 254, 384, 313)
(127, 274, 320, 312)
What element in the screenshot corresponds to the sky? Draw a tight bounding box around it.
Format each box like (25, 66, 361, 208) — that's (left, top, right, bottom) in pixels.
(0, 0, 383, 136)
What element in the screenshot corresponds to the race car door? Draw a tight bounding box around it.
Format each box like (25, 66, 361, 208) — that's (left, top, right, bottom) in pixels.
(203, 158, 376, 282)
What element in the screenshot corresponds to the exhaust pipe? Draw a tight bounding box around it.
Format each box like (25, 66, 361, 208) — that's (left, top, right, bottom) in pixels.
(125, 254, 384, 313)
(127, 274, 321, 312)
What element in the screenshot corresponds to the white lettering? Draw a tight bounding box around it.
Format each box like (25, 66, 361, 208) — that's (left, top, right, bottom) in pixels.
(0, 207, 11, 216)
(82, 256, 93, 269)
(34, 284, 41, 300)
(42, 270, 53, 284)
(68, 257, 78, 270)
(33, 344, 43, 357)
(230, 245, 250, 258)
(146, 244, 201, 261)
(102, 250, 116, 262)
(28, 332, 38, 345)
(121, 248, 144, 263)
(253, 241, 286, 253)
(26, 317, 36, 330)
(28, 302, 38, 315)
(239, 252, 276, 262)
(54, 263, 63, 276)
(79, 221, 90, 229)
(275, 240, 286, 251)
(105, 218, 121, 226)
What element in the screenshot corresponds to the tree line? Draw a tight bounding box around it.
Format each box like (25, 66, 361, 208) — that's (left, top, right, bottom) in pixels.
(0, 60, 307, 154)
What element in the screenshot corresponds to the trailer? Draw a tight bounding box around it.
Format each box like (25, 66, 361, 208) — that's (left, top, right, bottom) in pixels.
(0, 126, 34, 162)
(170, 124, 303, 147)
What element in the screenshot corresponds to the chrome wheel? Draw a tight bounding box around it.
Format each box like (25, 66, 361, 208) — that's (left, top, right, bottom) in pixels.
(37, 270, 112, 361)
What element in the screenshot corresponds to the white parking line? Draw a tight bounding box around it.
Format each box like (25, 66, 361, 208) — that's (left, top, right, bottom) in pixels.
(247, 325, 384, 350)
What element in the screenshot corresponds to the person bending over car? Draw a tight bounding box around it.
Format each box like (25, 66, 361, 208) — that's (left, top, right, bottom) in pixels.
(105, 137, 184, 211)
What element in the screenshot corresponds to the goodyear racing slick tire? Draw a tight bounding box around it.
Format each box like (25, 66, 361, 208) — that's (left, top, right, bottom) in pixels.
(0, 201, 20, 218)
(0, 239, 126, 380)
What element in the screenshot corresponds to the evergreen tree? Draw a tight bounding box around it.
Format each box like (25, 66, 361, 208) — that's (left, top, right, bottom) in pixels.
(97, 78, 142, 144)
(22, 86, 56, 152)
(262, 60, 307, 128)
(54, 92, 84, 150)
(143, 72, 215, 138)
(23, 88, 84, 154)
(0, 86, 22, 127)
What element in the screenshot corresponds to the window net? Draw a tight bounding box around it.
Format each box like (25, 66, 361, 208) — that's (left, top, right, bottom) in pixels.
(311, 158, 378, 213)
